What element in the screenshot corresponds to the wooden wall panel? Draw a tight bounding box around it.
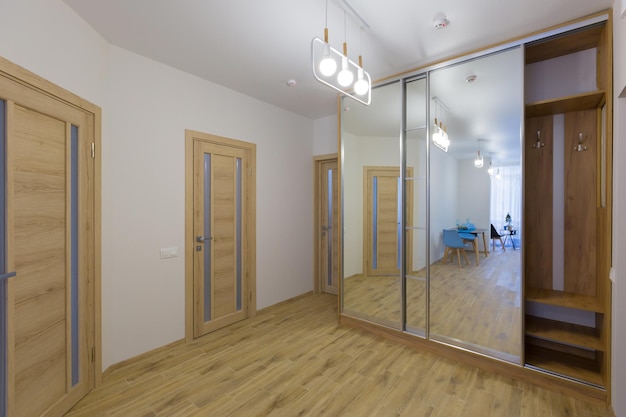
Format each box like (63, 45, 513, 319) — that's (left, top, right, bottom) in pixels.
(563, 109, 597, 296)
(524, 116, 554, 290)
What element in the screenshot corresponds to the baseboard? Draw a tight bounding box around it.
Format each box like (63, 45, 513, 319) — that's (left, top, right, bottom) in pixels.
(256, 291, 316, 313)
(101, 338, 186, 381)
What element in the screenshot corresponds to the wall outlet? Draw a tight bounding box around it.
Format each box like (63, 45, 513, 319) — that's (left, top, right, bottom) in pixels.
(160, 247, 178, 259)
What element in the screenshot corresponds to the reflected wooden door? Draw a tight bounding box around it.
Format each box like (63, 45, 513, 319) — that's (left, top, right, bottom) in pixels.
(192, 139, 253, 337)
(320, 160, 338, 294)
(364, 167, 413, 277)
(1, 76, 95, 417)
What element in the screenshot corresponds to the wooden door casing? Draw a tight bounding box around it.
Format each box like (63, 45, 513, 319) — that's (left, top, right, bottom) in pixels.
(185, 130, 256, 341)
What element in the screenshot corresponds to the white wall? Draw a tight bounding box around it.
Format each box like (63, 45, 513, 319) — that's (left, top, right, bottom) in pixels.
(106, 47, 314, 367)
(456, 159, 491, 229)
(430, 147, 459, 261)
(313, 114, 338, 156)
(0, 0, 315, 370)
(0, 0, 110, 105)
(612, 4, 626, 416)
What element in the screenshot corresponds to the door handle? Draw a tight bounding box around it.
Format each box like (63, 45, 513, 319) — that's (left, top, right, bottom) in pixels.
(0, 271, 16, 282)
(196, 236, 212, 243)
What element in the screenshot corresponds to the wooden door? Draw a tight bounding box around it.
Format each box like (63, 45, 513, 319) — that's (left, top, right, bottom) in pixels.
(191, 138, 253, 338)
(320, 160, 338, 294)
(364, 167, 413, 277)
(1, 74, 95, 417)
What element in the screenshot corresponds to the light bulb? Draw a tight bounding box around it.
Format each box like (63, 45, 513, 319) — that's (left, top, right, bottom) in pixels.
(474, 151, 483, 168)
(440, 132, 450, 149)
(354, 68, 368, 95)
(488, 163, 494, 175)
(319, 43, 337, 76)
(337, 56, 354, 87)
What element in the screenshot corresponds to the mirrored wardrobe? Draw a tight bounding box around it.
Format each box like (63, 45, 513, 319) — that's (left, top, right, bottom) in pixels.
(340, 12, 612, 403)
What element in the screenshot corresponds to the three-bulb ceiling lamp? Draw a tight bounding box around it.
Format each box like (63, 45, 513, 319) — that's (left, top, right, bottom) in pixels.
(311, 0, 371, 105)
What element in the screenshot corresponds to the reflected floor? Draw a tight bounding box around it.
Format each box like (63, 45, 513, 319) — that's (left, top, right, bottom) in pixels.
(343, 248, 522, 362)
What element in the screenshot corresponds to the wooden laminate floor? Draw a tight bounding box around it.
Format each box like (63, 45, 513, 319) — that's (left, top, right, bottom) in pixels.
(64, 293, 611, 417)
(344, 247, 522, 362)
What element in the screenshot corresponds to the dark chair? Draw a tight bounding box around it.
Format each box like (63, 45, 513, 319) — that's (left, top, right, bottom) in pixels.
(442, 229, 470, 267)
(490, 224, 505, 252)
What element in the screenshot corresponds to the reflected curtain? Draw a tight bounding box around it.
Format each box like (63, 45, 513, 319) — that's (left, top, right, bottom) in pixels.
(490, 165, 522, 232)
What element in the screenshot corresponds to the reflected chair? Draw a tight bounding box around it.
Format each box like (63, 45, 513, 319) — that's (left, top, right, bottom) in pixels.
(442, 229, 470, 267)
(490, 223, 505, 252)
(459, 228, 479, 266)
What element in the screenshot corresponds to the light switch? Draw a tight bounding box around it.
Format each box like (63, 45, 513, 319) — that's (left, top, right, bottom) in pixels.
(160, 247, 178, 259)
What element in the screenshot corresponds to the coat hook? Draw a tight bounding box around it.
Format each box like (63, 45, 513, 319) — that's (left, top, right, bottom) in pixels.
(533, 130, 544, 149)
(574, 132, 588, 152)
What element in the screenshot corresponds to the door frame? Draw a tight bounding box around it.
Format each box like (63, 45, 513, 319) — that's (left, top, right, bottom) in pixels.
(0, 56, 102, 392)
(184, 129, 256, 342)
(313, 154, 338, 294)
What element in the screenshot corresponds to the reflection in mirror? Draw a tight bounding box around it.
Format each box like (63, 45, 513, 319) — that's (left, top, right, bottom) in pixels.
(428, 47, 523, 363)
(342, 81, 402, 329)
(404, 77, 428, 335)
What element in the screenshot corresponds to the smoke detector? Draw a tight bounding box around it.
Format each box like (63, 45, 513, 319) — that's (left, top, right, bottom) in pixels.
(286, 79, 297, 87)
(433, 14, 449, 30)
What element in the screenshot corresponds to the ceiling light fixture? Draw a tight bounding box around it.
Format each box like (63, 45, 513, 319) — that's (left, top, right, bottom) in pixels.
(432, 96, 450, 152)
(488, 160, 494, 175)
(432, 118, 449, 152)
(474, 139, 484, 168)
(311, 0, 371, 105)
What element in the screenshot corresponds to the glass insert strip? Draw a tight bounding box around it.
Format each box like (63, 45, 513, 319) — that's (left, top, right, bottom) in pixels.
(235, 158, 242, 311)
(70, 125, 79, 387)
(0, 99, 6, 417)
(203, 154, 212, 322)
(372, 176, 378, 270)
(327, 169, 333, 286)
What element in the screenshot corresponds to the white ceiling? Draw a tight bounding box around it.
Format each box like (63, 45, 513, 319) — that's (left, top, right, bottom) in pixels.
(62, 0, 612, 120)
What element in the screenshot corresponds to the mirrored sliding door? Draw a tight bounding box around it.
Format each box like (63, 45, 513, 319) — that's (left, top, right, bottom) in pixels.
(341, 47, 524, 365)
(342, 81, 403, 329)
(427, 47, 523, 363)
